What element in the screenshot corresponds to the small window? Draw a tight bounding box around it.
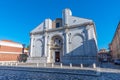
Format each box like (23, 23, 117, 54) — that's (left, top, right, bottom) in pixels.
(56, 23, 60, 28)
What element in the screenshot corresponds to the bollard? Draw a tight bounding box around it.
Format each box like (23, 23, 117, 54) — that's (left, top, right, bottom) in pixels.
(5, 63, 8, 66)
(1, 62, 4, 66)
(37, 63, 39, 67)
(93, 63, 96, 69)
(3, 62, 5, 66)
(16, 63, 18, 66)
(60, 63, 62, 68)
(52, 63, 54, 68)
(80, 64, 83, 68)
(6, 63, 8, 66)
(10, 63, 13, 66)
(70, 63, 72, 68)
(44, 63, 46, 67)
(96, 68, 101, 76)
(3, 62, 6, 66)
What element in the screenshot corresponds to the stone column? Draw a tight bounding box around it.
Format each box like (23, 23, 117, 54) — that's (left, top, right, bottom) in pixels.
(85, 25, 91, 54)
(86, 24, 97, 64)
(47, 35, 51, 63)
(44, 32, 48, 57)
(47, 35, 50, 57)
(30, 34, 34, 57)
(64, 28, 69, 54)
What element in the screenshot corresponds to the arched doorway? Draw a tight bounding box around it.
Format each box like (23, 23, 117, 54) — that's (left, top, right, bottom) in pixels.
(55, 51, 60, 62)
(50, 35, 63, 63)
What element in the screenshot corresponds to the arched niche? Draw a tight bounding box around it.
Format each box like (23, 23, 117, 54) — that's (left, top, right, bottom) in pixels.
(71, 34, 84, 56)
(34, 39, 43, 57)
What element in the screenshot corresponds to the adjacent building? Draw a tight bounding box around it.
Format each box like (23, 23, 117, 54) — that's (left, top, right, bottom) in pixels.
(24, 48, 29, 55)
(28, 8, 98, 64)
(110, 22, 120, 60)
(98, 49, 111, 62)
(0, 40, 24, 62)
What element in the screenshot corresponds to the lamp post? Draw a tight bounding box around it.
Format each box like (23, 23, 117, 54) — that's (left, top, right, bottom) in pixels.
(22, 44, 25, 54)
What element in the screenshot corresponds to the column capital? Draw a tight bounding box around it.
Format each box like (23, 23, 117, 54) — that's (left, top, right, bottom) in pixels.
(86, 24, 93, 30)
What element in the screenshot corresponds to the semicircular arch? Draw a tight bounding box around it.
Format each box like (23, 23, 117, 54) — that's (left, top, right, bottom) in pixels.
(71, 33, 84, 56)
(34, 38, 43, 57)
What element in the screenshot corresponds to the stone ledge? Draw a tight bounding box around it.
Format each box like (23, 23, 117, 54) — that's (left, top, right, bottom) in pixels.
(0, 66, 100, 77)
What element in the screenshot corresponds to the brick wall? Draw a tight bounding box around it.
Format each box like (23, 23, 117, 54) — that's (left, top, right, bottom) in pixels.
(0, 40, 23, 61)
(0, 53, 19, 61)
(111, 23, 120, 59)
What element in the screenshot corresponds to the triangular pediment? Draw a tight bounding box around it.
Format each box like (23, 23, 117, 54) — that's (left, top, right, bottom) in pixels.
(67, 16, 93, 26)
(31, 22, 44, 33)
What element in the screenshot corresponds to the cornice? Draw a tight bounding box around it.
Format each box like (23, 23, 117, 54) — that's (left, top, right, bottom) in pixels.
(30, 22, 93, 35)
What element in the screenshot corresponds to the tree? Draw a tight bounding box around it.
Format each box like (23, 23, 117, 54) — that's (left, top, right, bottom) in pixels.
(18, 54, 28, 62)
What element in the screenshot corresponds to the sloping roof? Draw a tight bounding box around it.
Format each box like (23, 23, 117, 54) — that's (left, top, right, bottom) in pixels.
(30, 9, 94, 34)
(31, 22, 44, 34)
(1, 40, 21, 45)
(0, 40, 23, 48)
(67, 16, 93, 26)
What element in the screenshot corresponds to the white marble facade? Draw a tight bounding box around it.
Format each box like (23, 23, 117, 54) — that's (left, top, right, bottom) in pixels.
(28, 8, 98, 64)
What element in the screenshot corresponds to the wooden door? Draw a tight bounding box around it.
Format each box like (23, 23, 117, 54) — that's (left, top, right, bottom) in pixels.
(55, 52, 60, 62)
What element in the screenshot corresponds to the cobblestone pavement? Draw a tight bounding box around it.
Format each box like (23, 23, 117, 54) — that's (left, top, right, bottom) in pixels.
(0, 69, 97, 80)
(0, 68, 119, 80)
(97, 62, 120, 80)
(100, 62, 120, 69)
(0, 62, 119, 80)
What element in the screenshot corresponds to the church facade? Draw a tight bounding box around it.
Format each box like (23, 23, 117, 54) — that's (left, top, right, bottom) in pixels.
(28, 8, 98, 64)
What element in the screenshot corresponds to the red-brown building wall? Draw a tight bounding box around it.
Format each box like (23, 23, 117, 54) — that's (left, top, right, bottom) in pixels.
(0, 54, 19, 61)
(0, 40, 23, 61)
(0, 45, 22, 52)
(110, 22, 120, 59)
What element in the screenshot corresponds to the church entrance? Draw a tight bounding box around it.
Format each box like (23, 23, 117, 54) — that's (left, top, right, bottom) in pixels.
(55, 51, 60, 62)
(50, 35, 63, 63)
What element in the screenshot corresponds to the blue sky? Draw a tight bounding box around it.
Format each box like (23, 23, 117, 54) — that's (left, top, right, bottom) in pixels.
(0, 0, 120, 49)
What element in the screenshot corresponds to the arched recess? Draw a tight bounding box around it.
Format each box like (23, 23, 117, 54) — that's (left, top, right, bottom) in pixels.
(51, 35, 63, 46)
(71, 34, 84, 56)
(34, 39, 43, 57)
(50, 34, 63, 62)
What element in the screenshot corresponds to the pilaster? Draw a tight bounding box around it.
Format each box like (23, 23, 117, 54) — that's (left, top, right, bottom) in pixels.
(64, 27, 69, 54)
(30, 34, 34, 57)
(43, 32, 48, 57)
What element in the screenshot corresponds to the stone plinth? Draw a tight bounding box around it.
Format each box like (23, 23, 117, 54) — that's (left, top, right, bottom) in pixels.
(27, 57, 47, 63)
